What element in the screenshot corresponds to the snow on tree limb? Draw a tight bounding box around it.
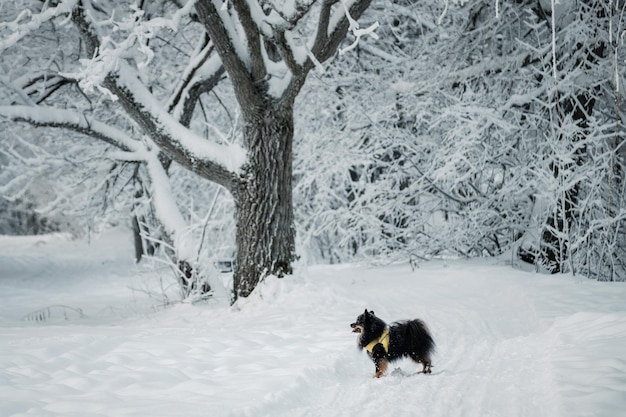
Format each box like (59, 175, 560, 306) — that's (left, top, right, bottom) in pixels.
(0, 105, 142, 154)
(0, 76, 36, 106)
(166, 35, 225, 126)
(309, 0, 373, 69)
(269, 0, 374, 101)
(109, 63, 247, 174)
(68, 1, 247, 189)
(194, 1, 258, 105)
(0, 0, 79, 52)
(67, 0, 197, 94)
(144, 149, 196, 260)
(194, 0, 374, 104)
(446, 50, 539, 84)
(0, 104, 202, 263)
(231, 0, 267, 83)
(337, 0, 379, 55)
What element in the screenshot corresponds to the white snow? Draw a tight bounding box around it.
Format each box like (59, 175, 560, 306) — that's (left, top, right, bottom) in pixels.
(1, 229, 626, 417)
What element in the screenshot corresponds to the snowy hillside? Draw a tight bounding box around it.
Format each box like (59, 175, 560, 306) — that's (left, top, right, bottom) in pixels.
(1, 229, 625, 417)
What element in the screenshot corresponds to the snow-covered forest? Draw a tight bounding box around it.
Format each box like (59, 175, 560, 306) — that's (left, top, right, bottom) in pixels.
(2, 0, 625, 300)
(1, 0, 625, 296)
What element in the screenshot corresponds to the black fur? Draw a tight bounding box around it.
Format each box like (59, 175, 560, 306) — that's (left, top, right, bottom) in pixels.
(350, 309, 435, 378)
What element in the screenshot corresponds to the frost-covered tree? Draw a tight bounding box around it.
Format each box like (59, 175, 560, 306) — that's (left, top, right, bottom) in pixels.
(533, 0, 626, 279)
(0, 0, 375, 300)
(294, 0, 626, 281)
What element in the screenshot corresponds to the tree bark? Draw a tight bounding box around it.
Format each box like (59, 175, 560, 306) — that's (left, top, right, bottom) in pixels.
(232, 100, 296, 300)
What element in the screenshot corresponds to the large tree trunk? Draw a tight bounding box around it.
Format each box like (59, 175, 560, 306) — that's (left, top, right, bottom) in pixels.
(232, 101, 296, 300)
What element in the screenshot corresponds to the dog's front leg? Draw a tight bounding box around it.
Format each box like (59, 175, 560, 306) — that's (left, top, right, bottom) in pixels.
(371, 346, 388, 378)
(374, 357, 388, 378)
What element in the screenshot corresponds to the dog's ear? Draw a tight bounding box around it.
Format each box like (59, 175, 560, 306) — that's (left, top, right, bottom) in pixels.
(369, 310, 375, 316)
(364, 309, 369, 315)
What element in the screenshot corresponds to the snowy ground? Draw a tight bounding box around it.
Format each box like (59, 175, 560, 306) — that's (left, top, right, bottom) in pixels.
(1, 229, 626, 417)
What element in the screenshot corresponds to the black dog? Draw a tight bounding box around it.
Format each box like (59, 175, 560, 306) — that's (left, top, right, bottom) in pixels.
(351, 309, 435, 378)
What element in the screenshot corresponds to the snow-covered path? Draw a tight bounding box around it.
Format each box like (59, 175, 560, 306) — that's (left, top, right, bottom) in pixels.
(1, 231, 625, 417)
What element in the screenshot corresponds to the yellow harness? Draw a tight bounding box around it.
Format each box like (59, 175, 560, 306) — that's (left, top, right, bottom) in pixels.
(365, 328, 390, 354)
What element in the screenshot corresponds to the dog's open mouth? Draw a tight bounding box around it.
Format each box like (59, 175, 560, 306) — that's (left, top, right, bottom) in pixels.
(351, 323, 363, 333)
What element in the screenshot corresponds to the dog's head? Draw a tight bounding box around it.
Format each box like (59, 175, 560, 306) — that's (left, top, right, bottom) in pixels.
(350, 309, 375, 333)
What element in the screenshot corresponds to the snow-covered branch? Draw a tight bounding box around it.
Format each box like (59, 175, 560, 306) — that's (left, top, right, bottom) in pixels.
(266, 0, 374, 102)
(194, 0, 261, 113)
(231, 0, 267, 82)
(166, 35, 225, 126)
(337, 0, 379, 55)
(0, 0, 79, 52)
(69, 2, 247, 190)
(0, 105, 142, 154)
(144, 149, 196, 260)
(107, 63, 246, 177)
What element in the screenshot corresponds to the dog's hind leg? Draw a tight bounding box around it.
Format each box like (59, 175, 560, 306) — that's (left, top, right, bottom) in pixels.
(419, 359, 432, 374)
(410, 353, 432, 374)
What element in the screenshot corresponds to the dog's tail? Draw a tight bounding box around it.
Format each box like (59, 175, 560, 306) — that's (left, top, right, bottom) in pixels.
(407, 319, 435, 356)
